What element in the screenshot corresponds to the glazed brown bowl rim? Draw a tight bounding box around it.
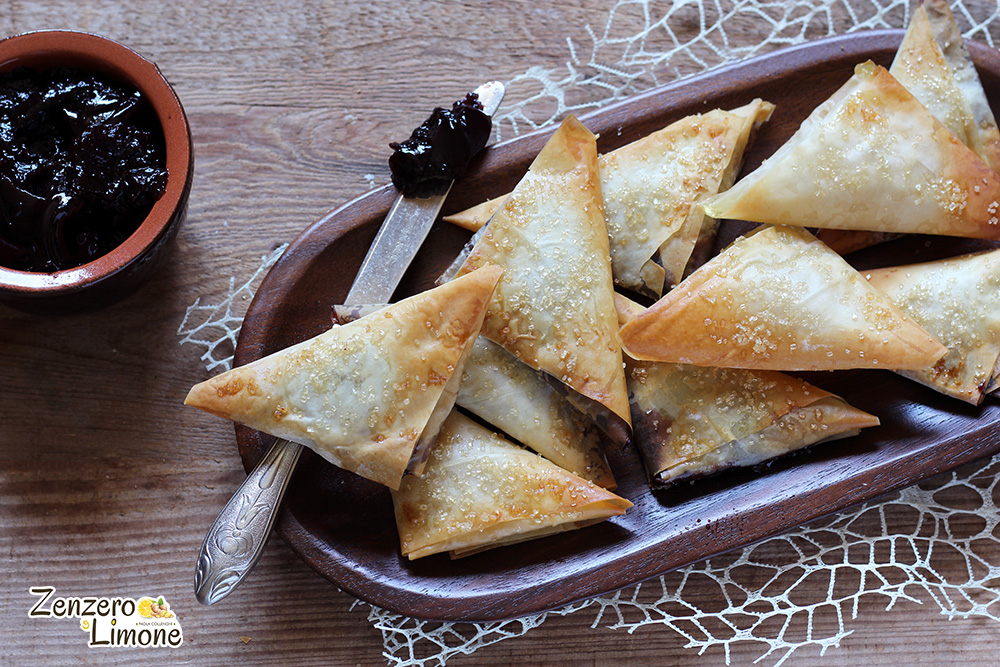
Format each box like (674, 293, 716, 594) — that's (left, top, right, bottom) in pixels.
(0, 29, 192, 295)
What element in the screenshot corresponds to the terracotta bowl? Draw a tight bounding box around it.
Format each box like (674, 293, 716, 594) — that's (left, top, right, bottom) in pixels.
(0, 30, 193, 314)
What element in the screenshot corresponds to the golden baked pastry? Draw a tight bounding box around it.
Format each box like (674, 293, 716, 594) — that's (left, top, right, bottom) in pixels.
(601, 99, 773, 296)
(703, 62, 1000, 239)
(866, 248, 1000, 404)
(618, 225, 948, 370)
(920, 0, 1000, 172)
(457, 337, 616, 488)
(184, 265, 502, 490)
(817, 0, 1000, 254)
(443, 194, 506, 232)
(331, 305, 617, 488)
(445, 100, 774, 297)
(456, 115, 632, 433)
(616, 294, 879, 487)
(390, 411, 631, 560)
(891, 0, 978, 151)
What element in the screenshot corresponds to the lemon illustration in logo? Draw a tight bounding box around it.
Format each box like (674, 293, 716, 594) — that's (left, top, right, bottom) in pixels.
(137, 597, 156, 618)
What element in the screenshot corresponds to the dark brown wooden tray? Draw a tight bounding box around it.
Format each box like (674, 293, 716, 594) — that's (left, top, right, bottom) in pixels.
(233, 29, 1000, 622)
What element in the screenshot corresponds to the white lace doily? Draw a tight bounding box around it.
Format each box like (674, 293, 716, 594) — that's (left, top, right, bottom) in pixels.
(178, 1, 1000, 664)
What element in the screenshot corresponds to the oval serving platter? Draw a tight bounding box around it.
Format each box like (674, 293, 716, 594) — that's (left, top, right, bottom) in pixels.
(233, 29, 1000, 622)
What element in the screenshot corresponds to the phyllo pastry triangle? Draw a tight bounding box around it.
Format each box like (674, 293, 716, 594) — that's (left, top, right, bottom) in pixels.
(922, 0, 1000, 173)
(616, 295, 879, 487)
(332, 304, 617, 488)
(601, 99, 774, 297)
(455, 115, 632, 435)
(819, 0, 1000, 255)
(866, 248, 1000, 404)
(618, 225, 948, 371)
(457, 337, 616, 488)
(443, 101, 774, 297)
(890, 0, 983, 158)
(391, 411, 632, 560)
(184, 265, 503, 490)
(443, 194, 506, 232)
(703, 61, 1000, 239)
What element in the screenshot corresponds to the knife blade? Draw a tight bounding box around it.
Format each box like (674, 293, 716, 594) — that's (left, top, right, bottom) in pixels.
(194, 81, 505, 605)
(346, 80, 504, 303)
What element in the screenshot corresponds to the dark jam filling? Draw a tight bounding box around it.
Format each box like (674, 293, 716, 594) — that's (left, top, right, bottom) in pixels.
(0, 66, 168, 273)
(388, 92, 492, 199)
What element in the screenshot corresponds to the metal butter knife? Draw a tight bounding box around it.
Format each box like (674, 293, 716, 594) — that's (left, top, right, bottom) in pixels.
(194, 81, 505, 605)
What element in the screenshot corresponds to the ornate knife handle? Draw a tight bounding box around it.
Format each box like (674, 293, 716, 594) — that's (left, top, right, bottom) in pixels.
(194, 438, 303, 605)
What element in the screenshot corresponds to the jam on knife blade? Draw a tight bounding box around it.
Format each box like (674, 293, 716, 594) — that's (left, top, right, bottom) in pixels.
(347, 81, 503, 304)
(388, 92, 493, 199)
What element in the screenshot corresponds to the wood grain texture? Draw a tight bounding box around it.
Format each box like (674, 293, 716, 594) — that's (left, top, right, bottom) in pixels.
(3, 0, 1000, 664)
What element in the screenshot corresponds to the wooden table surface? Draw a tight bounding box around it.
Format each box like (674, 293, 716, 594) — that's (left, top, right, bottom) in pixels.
(4, 1, 1000, 665)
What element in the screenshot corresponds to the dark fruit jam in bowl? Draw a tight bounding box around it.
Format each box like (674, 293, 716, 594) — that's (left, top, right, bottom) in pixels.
(0, 66, 168, 273)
